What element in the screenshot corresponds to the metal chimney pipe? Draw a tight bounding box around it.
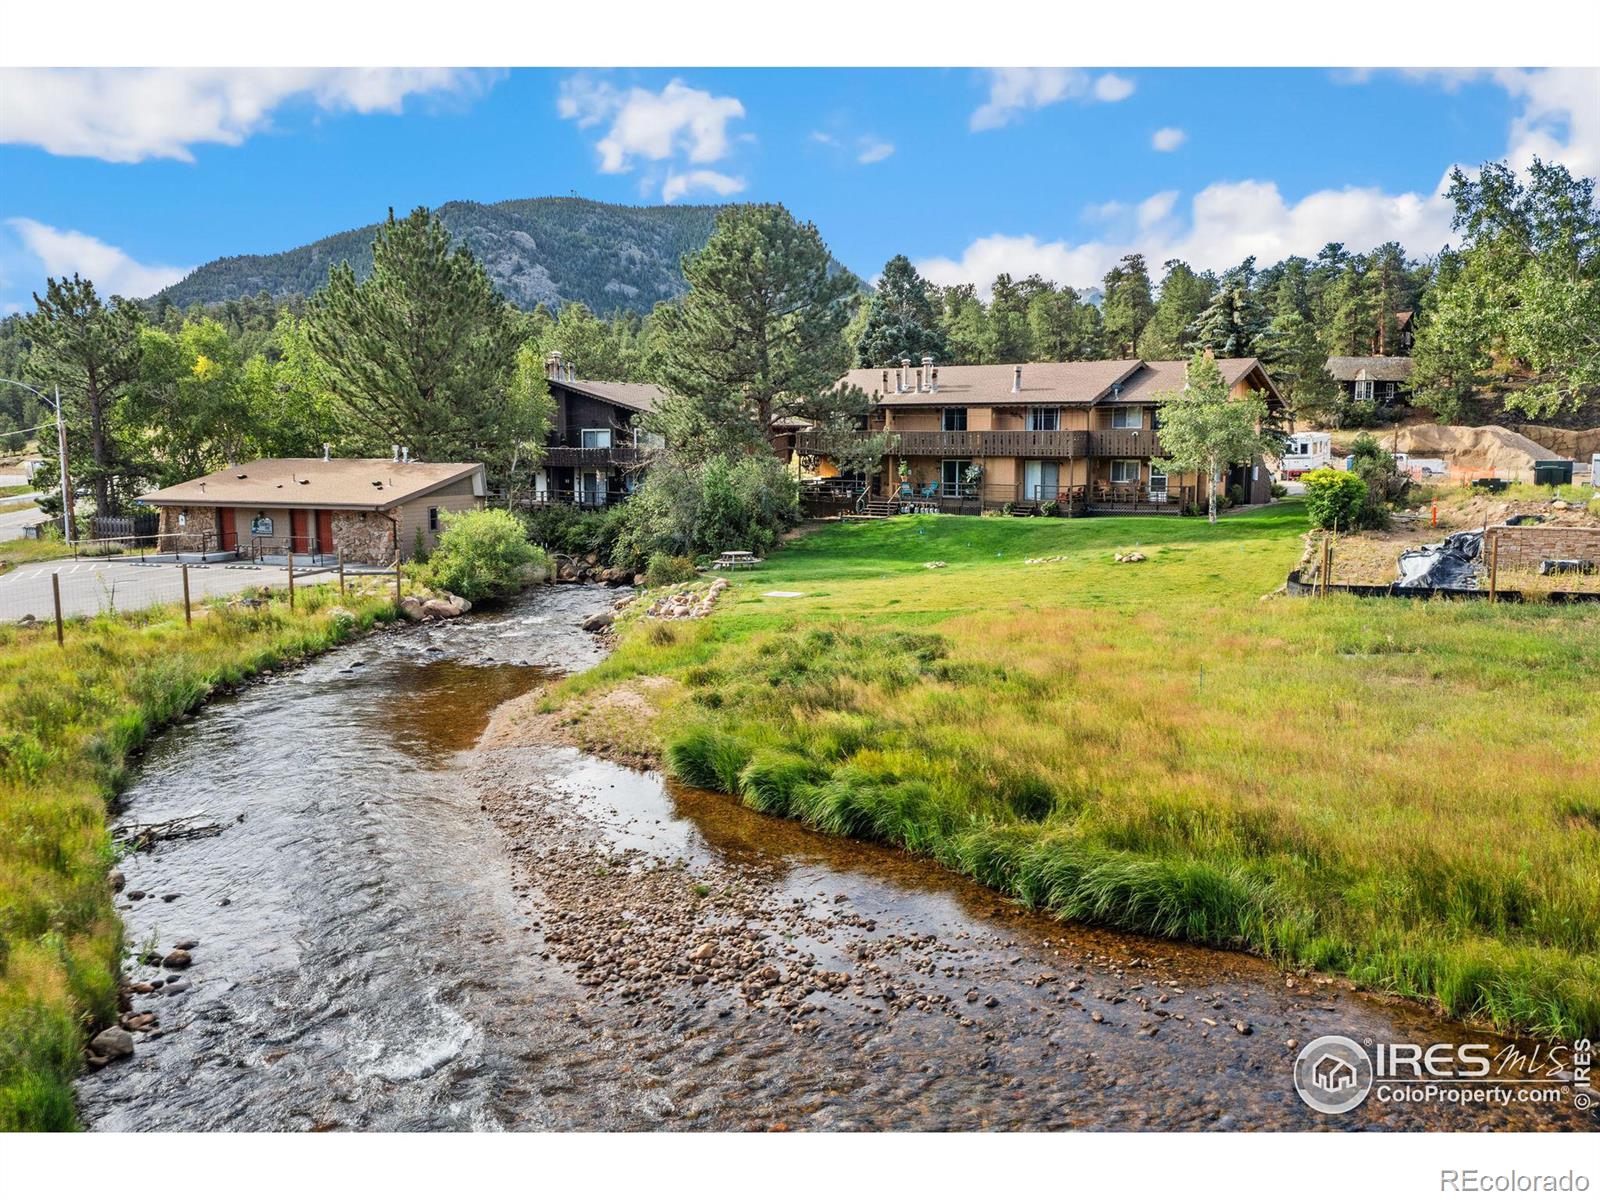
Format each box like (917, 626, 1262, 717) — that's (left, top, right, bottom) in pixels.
(322, 443, 331, 462)
(392, 444, 400, 462)
(921, 355, 934, 393)
(1012, 366, 1022, 393)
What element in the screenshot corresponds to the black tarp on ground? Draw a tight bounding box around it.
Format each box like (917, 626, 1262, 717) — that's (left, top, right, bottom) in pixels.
(1397, 529, 1484, 589)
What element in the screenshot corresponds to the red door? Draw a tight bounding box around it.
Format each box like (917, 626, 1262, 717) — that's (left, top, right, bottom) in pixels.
(315, 509, 335, 557)
(216, 508, 237, 553)
(290, 509, 310, 555)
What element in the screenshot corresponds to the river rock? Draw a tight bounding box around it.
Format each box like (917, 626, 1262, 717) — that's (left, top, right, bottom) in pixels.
(399, 596, 428, 622)
(161, 948, 193, 969)
(108, 869, 125, 893)
(581, 611, 615, 632)
(422, 597, 461, 619)
(89, 1027, 134, 1059)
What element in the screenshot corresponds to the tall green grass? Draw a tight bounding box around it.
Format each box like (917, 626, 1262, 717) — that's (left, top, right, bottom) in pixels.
(562, 503, 1600, 1040)
(0, 587, 398, 1130)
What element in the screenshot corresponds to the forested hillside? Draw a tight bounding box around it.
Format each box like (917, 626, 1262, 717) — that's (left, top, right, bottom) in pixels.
(155, 197, 728, 314)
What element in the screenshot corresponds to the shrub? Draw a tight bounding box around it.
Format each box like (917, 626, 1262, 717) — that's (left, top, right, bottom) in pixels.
(1227, 483, 1245, 507)
(615, 451, 799, 566)
(1039, 500, 1059, 517)
(422, 508, 546, 602)
(1270, 481, 1288, 499)
(1302, 467, 1367, 531)
(644, 552, 697, 589)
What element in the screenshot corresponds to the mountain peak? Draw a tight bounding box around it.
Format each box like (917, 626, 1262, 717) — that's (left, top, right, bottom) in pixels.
(155, 196, 731, 314)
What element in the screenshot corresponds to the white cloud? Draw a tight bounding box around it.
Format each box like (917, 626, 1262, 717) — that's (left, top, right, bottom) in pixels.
(919, 177, 1455, 296)
(5, 218, 190, 299)
(927, 68, 1599, 295)
(0, 68, 493, 163)
(1093, 74, 1136, 103)
(661, 169, 747, 203)
(1151, 126, 1187, 152)
(969, 68, 1135, 132)
(857, 140, 895, 165)
(559, 76, 746, 176)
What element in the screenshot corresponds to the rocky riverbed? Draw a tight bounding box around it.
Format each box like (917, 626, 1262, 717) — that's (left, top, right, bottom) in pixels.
(78, 584, 1595, 1132)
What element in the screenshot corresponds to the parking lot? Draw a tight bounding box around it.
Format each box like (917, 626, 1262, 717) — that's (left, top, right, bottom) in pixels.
(0, 556, 306, 621)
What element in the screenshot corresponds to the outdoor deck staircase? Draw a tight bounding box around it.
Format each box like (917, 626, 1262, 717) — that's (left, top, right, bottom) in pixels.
(847, 496, 899, 521)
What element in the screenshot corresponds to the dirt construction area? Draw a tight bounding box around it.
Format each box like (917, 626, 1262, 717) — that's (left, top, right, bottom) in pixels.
(1320, 486, 1600, 595)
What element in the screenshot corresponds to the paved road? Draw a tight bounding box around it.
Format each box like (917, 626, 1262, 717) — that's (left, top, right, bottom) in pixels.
(0, 494, 46, 537)
(0, 557, 309, 620)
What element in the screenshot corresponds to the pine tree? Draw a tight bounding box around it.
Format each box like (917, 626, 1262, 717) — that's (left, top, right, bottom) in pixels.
(986, 273, 1033, 362)
(1136, 259, 1212, 360)
(1187, 261, 1267, 357)
(855, 255, 948, 366)
(1100, 253, 1155, 356)
(21, 274, 144, 516)
(937, 285, 991, 364)
(305, 206, 541, 485)
(649, 204, 862, 452)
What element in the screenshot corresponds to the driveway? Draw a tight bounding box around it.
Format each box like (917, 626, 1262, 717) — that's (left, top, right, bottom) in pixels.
(0, 556, 311, 621)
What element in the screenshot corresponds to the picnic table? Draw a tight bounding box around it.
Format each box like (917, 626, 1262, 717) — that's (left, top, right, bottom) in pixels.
(712, 550, 762, 569)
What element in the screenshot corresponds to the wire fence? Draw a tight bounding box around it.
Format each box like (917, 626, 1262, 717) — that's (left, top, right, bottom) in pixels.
(1, 550, 405, 639)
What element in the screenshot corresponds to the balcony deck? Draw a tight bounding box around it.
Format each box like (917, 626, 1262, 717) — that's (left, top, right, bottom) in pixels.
(796, 428, 1167, 460)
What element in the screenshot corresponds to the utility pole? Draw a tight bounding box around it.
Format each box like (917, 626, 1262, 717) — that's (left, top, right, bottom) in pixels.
(0, 377, 74, 544)
(55, 385, 75, 545)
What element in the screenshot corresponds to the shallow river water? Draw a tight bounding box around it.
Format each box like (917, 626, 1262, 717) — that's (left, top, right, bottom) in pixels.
(78, 586, 1595, 1132)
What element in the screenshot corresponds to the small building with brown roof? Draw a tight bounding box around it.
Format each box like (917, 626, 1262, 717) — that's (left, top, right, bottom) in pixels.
(139, 455, 486, 563)
(1325, 355, 1415, 411)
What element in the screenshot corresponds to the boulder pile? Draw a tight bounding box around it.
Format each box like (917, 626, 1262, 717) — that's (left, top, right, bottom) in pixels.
(923, 561, 947, 569)
(555, 553, 641, 586)
(646, 577, 729, 621)
(1113, 551, 1147, 563)
(1025, 555, 1068, 565)
(398, 593, 472, 622)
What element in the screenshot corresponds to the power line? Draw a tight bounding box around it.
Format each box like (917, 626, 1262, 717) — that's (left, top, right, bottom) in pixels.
(0, 420, 56, 439)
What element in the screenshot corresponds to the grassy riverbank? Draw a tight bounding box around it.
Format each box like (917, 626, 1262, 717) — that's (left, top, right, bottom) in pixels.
(555, 502, 1600, 1040)
(0, 586, 400, 1130)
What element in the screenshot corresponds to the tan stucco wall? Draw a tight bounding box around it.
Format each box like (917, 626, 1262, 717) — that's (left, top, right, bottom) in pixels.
(394, 476, 483, 559)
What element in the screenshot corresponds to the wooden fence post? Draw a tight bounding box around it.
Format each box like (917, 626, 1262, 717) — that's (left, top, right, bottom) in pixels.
(52, 572, 64, 646)
(181, 563, 192, 626)
(338, 552, 346, 600)
(393, 558, 402, 605)
(288, 554, 296, 611)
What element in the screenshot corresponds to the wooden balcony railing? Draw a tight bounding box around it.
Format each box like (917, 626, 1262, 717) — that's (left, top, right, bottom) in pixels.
(541, 444, 650, 467)
(797, 429, 1090, 458)
(1088, 428, 1166, 458)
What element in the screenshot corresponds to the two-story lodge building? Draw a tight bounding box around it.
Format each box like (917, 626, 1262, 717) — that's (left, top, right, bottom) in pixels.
(815, 355, 1284, 515)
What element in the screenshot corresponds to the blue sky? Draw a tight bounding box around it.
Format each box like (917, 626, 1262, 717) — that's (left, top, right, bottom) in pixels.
(1, 66, 1595, 312)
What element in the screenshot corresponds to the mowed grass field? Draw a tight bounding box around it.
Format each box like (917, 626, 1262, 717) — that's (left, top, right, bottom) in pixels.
(560, 501, 1600, 1040)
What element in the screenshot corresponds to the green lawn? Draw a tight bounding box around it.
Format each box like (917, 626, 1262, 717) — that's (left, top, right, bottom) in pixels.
(559, 501, 1600, 1040)
(0, 585, 402, 1130)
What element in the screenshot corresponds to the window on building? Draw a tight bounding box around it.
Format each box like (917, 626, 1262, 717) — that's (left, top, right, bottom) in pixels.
(428, 507, 440, 532)
(580, 428, 613, 449)
(941, 407, 968, 432)
(1027, 407, 1060, 431)
(1354, 379, 1375, 401)
(942, 459, 974, 497)
(1110, 459, 1142, 485)
(1381, 381, 1397, 400)
(1148, 466, 1169, 498)
(1111, 406, 1142, 430)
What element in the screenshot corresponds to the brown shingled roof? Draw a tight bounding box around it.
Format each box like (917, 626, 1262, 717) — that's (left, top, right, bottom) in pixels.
(841, 360, 1144, 407)
(561, 378, 663, 412)
(1325, 356, 1414, 383)
(842, 356, 1281, 408)
(139, 458, 484, 510)
(1114, 357, 1281, 404)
